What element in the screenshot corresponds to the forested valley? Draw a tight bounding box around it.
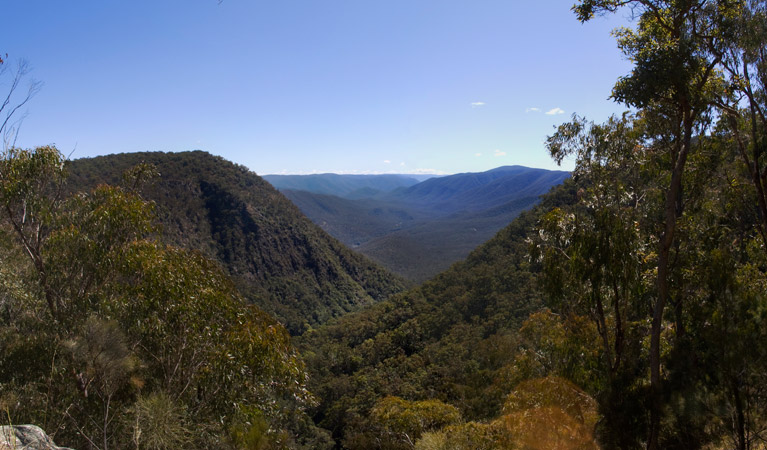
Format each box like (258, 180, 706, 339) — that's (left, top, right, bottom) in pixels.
(268, 166, 569, 282)
(2, 1, 767, 449)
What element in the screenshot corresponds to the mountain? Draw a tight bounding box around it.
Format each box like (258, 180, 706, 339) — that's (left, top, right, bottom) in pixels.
(263, 173, 428, 199)
(280, 166, 569, 281)
(299, 179, 579, 446)
(67, 151, 406, 335)
(381, 165, 570, 214)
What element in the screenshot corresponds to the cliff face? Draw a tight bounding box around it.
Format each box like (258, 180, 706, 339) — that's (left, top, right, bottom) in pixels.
(0, 425, 73, 450)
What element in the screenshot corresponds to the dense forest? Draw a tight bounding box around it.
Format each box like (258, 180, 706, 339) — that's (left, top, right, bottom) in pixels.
(1, 0, 767, 449)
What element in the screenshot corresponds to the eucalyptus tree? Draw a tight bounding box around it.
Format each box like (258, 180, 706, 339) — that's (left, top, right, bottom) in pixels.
(535, 114, 652, 447)
(572, 1, 731, 447)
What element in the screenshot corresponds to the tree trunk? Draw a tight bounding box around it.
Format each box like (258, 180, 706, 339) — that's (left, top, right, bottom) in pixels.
(648, 112, 693, 450)
(732, 379, 746, 450)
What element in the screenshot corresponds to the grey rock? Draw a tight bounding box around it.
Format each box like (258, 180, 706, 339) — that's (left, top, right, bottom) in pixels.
(0, 425, 73, 450)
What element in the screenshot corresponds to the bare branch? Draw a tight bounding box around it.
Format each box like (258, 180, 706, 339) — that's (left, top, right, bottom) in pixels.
(0, 59, 42, 150)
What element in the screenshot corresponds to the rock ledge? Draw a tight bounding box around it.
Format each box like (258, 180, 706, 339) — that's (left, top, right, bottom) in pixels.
(0, 425, 73, 450)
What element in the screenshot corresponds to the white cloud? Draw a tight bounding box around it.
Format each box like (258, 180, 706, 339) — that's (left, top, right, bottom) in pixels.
(494, 149, 506, 157)
(383, 160, 391, 164)
(475, 152, 482, 157)
(525, 107, 541, 113)
(545, 107, 565, 115)
(400, 162, 406, 166)
(471, 102, 486, 108)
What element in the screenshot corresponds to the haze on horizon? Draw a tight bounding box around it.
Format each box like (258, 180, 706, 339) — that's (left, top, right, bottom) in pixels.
(4, 0, 633, 175)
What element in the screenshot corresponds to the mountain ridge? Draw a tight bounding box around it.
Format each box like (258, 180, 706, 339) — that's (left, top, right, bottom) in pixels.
(263, 173, 430, 199)
(67, 151, 407, 334)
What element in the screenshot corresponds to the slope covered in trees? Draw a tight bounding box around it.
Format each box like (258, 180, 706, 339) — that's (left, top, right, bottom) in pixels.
(299, 180, 581, 446)
(0, 147, 331, 449)
(281, 166, 569, 281)
(301, 1, 767, 448)
(67, 151, 406, 335)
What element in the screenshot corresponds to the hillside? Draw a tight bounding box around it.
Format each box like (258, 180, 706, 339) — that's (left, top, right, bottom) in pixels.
(356, 194, 542, 280)
(67, 151, 406, 335)
(299, 179, 579, 445)
(281, 166, 569, 281)
(382, 165, 569, 214)
(279, 190, 431, 246)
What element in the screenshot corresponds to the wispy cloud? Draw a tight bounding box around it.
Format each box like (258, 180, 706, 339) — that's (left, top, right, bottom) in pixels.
(383, 160, 391, 164)
(545, 107, 565, 115)
(494, 149, 506, 157)
(471, 102, 486, 108)
(475, 152, 482, 157)
(400, 162, 406, 166)
(413, 168, 448, 175)
(525, 107, 541, 113)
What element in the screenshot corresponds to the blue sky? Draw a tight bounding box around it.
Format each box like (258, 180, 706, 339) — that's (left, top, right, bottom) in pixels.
(3, 0, 633, 175)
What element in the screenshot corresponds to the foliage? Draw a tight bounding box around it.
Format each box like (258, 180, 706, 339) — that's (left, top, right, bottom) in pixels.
(346, 396, 462, 449)
(414, 421, 507, 450)
(0, 146, 326, 449)
(129, 392, 192, 450)
(301, 181, 578, 445)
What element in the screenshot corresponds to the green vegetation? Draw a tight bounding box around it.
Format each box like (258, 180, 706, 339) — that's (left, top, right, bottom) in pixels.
(68, 151, 406, 335)
(0, 147, 331, 448)
(4, 1, 767, 448)
(300, 1, 767, 448)
(299, 182, 579, 446)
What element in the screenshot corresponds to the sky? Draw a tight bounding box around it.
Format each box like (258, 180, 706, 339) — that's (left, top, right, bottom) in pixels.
(2, 0, 634, 175)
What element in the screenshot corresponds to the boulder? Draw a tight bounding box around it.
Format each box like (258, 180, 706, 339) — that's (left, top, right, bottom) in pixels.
(0, 425, 73, 450)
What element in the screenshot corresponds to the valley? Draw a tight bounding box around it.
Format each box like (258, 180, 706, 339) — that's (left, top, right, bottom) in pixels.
(268, 166, 569, 281)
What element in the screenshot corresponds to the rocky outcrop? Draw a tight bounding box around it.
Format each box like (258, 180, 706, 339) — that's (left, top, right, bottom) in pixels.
(0, 425, 73, 450)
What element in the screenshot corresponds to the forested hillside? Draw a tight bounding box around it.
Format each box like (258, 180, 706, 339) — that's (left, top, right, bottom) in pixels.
(68, 151, 406, 335)
(299, 180, 583, 447)
(281, 166, 569, 281)
(299, 1, 767, 448)
(0, 147, 332, 449)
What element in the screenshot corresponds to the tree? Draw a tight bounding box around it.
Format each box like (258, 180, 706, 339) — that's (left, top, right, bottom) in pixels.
(571, 2, 731, 447)
(353, 396, 462, 449)
(536, 114, 653, 447)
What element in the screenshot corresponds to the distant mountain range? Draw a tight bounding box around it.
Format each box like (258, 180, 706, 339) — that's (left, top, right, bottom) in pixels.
(268, 166, 570, 281)
(263, 173, 435, 199)
(67, 151, 406, 335)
